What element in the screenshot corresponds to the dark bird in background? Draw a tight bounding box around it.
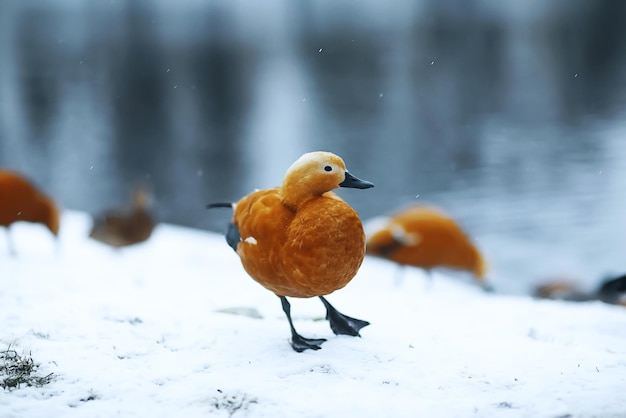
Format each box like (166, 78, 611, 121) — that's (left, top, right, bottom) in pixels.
(365, 205, 492, 291)
(533, 273, 626, 307)
(597, 274, 626, 306)
(208, 151, 373, 352)
(89, 185, 156, 248)
(0, 169, 60, 255)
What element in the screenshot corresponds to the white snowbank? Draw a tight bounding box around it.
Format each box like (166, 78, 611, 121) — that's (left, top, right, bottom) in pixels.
(1, 211, 625, 417)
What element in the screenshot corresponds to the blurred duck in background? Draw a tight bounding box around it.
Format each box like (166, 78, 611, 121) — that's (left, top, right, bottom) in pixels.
(597, 274, 626, 306)
(0, 169, 60, 255)
(365, 205, 492, 291)
(532, 279, 594, 302)
(89, 184, 156, 248)
(534, 273, 626, 307)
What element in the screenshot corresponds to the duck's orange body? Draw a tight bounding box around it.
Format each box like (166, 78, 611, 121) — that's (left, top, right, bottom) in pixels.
(211, 151, 373, 351)
(0, 170, 59, 237)
(366, 206, 488, 285)
(233, 187, 365, 298)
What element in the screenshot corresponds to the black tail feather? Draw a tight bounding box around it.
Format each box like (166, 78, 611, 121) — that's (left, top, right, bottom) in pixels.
(206, 202, 234, 209)
(206, 202, 239, 251)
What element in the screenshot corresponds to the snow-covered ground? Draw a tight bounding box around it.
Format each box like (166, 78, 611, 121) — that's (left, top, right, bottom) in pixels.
(1, 211, 625, 417)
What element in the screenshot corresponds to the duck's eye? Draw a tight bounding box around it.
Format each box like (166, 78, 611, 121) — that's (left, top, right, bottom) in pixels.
(324, 165, 333, 172)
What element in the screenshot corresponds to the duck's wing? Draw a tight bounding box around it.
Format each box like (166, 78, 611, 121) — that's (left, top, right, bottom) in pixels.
(233, 188, 287, 242)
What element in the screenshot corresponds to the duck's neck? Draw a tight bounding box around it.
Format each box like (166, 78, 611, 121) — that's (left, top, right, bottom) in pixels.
(280, 172, 322, 211)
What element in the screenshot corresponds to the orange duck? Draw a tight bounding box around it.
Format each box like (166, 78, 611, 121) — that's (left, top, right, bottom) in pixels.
(534, 273, 626, 306)
(0, 170, 60, 254)
(532, 280, 593, 302)
(366, 205, 491, 290)
(89, 186, 156, 248)
(208, 151, 373, 352)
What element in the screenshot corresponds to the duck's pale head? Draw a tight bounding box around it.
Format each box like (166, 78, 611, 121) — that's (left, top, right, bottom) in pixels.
(281, 151, 373, 209)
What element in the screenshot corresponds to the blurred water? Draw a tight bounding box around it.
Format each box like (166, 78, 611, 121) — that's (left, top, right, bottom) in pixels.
(0, 0, 625, 294)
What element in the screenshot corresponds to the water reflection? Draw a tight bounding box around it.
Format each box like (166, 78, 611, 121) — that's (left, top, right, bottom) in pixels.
(0, 0, 624, 293)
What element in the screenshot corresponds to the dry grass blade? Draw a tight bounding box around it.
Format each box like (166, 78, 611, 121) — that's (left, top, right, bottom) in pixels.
(0, 345, 54, 390)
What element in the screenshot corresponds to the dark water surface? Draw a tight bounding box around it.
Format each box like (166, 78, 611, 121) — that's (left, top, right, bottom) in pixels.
(1, 1, 625, 293)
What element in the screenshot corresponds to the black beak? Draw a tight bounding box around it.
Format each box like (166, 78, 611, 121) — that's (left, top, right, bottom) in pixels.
(339, 172, 374, 189)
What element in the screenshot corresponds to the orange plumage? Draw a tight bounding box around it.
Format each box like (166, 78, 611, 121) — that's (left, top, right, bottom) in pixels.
(209, 151, 374, 351)
(366, 206, 489, 288)
(234, 189, 365, 299)
(0, 170, 60, 251)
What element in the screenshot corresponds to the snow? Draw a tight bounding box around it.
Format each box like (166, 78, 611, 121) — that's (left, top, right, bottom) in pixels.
(1, 211, 625, 417)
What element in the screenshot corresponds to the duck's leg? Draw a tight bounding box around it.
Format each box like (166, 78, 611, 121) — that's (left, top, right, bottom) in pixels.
(423, 269, 434, 291)
(393, 264, 406, 287)
(280, 296, 326, 352)
(319, 296, 370, 337)
(5, 228, 16, 256)
(479, 279, 495, 293)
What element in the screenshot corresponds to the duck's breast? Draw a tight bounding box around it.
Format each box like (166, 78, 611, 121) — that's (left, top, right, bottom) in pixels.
(279, 194, 366, 297)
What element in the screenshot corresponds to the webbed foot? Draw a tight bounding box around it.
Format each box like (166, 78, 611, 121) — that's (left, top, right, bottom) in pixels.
(319, 296, 370, 336)
(291, 334, 327, 352)
(280, 296, 327, 352)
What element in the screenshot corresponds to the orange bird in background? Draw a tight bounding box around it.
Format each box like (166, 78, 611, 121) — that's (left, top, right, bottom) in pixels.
(366, 205, 491, 291)
(532, 280, 593, 302)
(533, 273, 626, 306)
(89, 185, 156, 248)
(208, 151, 373, 352)
(0, 169, 60, 254)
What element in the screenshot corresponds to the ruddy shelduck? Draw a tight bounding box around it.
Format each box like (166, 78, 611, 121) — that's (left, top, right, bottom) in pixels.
(366, 205, 491, 290)
(0, 169, 60, 254)
(534, 273, 626, 306)
(89, 185, 156, 248)
(532, 279, 593, 302)
(208, 151, 373, 352)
